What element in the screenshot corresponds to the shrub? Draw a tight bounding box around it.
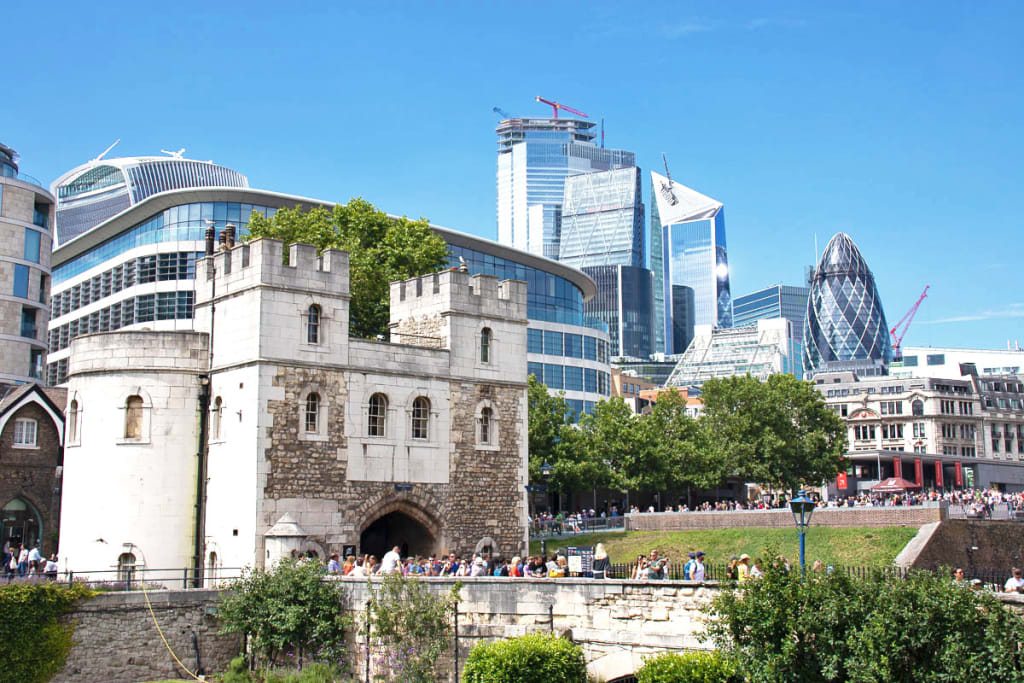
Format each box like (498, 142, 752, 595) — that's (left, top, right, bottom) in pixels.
(365, 572, 459, 683)
(0, 581, 93, 683)
(708, 558, 1024, 682)
(463, 632, 586, 683)
(218, 559, 351, 671)
(637, 651, 740, 683)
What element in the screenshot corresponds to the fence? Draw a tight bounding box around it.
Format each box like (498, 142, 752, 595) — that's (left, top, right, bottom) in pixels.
(947, 502, 1024, 521)
(1, 566, 247, 590)
(529, 515, 626, 539)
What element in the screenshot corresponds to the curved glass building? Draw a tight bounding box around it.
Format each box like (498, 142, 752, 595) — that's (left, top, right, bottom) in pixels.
(51, 152, 248, 247)
(803, 233, 891, 378)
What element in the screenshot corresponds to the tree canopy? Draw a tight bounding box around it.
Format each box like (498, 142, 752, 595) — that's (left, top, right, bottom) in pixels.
(527, 373, 847, 500)
(247, 199, 449, 339)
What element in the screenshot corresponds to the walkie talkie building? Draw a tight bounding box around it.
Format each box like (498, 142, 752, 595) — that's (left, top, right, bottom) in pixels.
(803, 233, 891, 378)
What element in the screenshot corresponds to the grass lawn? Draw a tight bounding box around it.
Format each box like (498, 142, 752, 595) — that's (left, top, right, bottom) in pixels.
(530, 526, 919, 569)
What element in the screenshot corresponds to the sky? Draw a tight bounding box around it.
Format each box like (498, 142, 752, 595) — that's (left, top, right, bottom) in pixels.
(4, 1, 1023, 351)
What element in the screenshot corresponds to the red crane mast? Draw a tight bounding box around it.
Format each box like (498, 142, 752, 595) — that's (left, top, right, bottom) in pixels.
(890, 285, 930, 360)
(535, 96, 589, 119)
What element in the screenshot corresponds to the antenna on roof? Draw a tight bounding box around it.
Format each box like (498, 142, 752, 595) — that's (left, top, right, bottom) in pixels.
(93, 139, 121, 162)
(160, 148, 186, 159)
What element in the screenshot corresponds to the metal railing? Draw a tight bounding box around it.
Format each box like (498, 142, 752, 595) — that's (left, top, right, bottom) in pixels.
(1, 566, 247, 590)
(948, 503, 1024, 520)
(529, 516, 626, 539)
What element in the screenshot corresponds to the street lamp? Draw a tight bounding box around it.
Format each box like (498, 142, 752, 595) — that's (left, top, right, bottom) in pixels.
(540, 462, 554, 514)
(789, 490, 816, 573)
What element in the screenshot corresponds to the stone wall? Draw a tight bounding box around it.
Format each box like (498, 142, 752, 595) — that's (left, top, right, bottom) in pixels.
(627, 504, 945, 532)
(53, 589, 241, 683)
(909, 519, 1024, 574)
(50, 579, 1024, 683)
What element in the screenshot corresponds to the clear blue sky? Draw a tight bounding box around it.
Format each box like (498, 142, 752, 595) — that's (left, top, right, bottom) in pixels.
(5, 1, 1022, 350)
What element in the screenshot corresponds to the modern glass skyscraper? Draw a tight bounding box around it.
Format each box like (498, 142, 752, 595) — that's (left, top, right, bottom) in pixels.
(559, 167, 644, 269)
(649, 187, 665, 355)
(734, 284, 808, 377)
(803, 233, 892, 378)
(496, 118, 634, 260)
(581, 265, 654, 359)
(650, 171, 731, 353)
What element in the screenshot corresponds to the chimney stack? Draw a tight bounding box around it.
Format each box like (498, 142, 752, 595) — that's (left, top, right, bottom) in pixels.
(224, 223, 236, 249)
(205, 226, 216, 256)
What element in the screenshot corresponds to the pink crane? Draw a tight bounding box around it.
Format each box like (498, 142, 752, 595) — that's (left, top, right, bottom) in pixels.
(890, 285, 930, 359)
(535, 96, 589, 119)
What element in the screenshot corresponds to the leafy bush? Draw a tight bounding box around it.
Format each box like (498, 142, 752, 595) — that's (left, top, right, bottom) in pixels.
(365, 572, 459, 683)
(218, 559, 351, 671)
(637, 650, 740, 683)
(708, 558, 1024, 682)
(0, 581, 93, 683)
(462, 632, 586, 683)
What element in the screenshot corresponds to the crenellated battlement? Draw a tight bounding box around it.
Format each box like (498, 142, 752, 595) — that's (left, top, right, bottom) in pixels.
(389, 269, 527, 327)
(195, 238, 349, 306)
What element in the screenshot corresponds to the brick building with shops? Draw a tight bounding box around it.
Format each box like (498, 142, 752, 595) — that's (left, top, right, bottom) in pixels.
(58, 238, 529, 580)
(0, 384, 65, 557)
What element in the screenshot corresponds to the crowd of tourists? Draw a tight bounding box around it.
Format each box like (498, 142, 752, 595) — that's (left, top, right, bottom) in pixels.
(2, 543, 59, 580)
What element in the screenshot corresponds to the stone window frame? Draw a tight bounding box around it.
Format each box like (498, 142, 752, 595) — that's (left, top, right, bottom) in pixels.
(298, 384, 329, 442)
(479, 326, 493, 365)
(210, 396, 224, 443)
(474, 399, 499, 452)
(299, 301, 328, 352)
(66, 393, 82, 447)
(117, 388, 152, 445)
(366, 392, 390, 439)
(410, 395, 431, 441)
(12, 417, 38, 449)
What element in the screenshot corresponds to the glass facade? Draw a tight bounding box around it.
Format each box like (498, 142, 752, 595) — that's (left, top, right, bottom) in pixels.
(54, 156, 248, 245)
(670, 285, 695, 354)
(496, 118, 635, 260)
(733, 284, 809, 371)
(649, 187, 666, 355)
(582, 265, 654, 359)
(559, 167, 644, 269)
(667, 320, 798, 390)
(54, 201, 276, 284)
(803, 233, 891, 377)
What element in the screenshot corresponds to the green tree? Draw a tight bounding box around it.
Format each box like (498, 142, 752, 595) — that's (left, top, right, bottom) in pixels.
(526, 375, 573, 483)
(699, 374, 847, 491)
(218, 559, 351, 670)
(247, 199, 449, 339)
(637, 388, 719, 491)
(708, 558, 1024, 682)
(365, 573, 459, 683)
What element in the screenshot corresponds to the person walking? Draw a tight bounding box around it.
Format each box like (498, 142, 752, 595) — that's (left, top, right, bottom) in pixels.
(592, 543, 611, 579)
(691, 551, 706, 582)
(737, 554, 751, 582)
(683, 552, 696, 580)
(380, 546, 402, 575)
(647, 549, 669, 580)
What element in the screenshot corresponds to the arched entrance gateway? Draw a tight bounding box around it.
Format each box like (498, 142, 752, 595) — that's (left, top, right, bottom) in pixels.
(358, 502, 442, 559)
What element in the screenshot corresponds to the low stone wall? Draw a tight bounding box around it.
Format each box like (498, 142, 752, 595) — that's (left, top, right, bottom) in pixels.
(53, 589, 241, 683)
(627, 504, 945, 532)
(53, 576, 1024, 682)
(909, 519, 1024, 574)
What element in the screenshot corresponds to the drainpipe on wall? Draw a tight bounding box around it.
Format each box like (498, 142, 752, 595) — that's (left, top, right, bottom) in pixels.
(192, 225, 217, 587)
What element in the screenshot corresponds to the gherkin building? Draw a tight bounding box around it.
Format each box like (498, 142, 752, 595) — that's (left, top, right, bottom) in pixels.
(803, 233, 891, 377)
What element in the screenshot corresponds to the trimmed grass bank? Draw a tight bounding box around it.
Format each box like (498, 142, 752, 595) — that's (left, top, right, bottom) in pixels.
(531, 526, 919, 568)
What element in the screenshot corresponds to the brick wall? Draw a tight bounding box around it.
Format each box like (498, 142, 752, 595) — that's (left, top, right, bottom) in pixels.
(0, 402, 62, 556)
(910, 519, 1024, 574)
(627, 505, 945, 532)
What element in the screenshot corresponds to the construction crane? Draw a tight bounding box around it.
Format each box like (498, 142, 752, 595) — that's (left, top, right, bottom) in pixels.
(492, 106, 513, 119)
(535, 96, 588, 119)
(890, 285, 930, 360)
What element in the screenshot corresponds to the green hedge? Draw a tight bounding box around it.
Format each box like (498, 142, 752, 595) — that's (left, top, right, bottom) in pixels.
(637, 651, 741, 683)
(463, 632, 586, 683)
(0, 581, 93, 683)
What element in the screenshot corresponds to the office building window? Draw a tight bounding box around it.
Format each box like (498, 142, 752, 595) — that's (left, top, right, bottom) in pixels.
(24, 229, 41, 264)
(13, 264, 29, 298)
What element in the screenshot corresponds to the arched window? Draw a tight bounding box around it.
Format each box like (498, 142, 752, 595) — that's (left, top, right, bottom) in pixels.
(307, 305, 321, 345)
(912, 400, 924, 416)
(304, 393, 320, 433)
(480, 328, 492, 363)
(0, 498, 41, 549)
(124, 396, 143, 439)
(117, 552, 136, 583)
(368, 393, 388, 437)
(68, 399, 79, 443)
(479, 407, 493, 445)
(412, 397, 430, 440)
(13, 418, 37, 447)
(211, 397, 223, 440)
(207, 551, 219, 585)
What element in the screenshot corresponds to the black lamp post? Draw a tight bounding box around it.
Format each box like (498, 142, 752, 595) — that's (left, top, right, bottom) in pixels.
(540, 462, 553, 514)
(789, 490, 816, 572)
